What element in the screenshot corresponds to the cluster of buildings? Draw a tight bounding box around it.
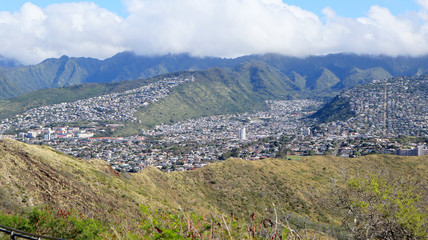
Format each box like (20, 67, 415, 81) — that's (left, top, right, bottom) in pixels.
(0, 74, 426, 173)
(241, 132, 427, 159)
(15, 100, 321, 172)
(397, 146, 428, 156)
(143, 100, 321, 143)
(0, 76, 194, 133)
(342, 76, 428, 137)
(23, 126, 94, 140)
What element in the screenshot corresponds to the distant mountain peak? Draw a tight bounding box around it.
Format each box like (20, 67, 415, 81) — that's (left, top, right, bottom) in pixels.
(1, 53, 428, 101)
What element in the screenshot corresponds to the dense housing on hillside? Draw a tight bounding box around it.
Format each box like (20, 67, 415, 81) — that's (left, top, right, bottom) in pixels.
(339, 75, 428, 137)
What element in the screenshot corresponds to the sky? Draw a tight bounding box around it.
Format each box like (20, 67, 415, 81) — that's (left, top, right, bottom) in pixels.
(1, 0, 428, 64)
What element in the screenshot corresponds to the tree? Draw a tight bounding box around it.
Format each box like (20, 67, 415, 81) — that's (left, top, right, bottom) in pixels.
(230, 148, 240, 157)
(330, 174, 427, 239)
(352, 150, 361, 157)
(324, 149, 333, 155)
(304, 150, 315, 156)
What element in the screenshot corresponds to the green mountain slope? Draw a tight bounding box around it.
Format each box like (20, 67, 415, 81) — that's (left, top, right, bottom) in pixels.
(0, 62, 303, 132)
(0, 139, 426, 239)
(1, 56, 99, 95)
(130, 63, 299, 132)
(2, 52, 428, 101)
(310, 68, 340, 90)
(339, 67, 392, 89)
(2, 54, 428, 131)
(309, 95, 356, 123)
(0, 52, 242, 100)
(0, 76, 20, 99)
(135, 68, 267, 129)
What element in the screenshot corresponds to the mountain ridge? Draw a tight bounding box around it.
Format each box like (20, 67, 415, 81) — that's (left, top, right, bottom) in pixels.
(1, 53, 428, 134)
(0, 52, 243, 100)
(1, 52, 428, 100)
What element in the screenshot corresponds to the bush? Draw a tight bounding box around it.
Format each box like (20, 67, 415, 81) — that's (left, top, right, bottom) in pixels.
(330, 174, 427, 239)
(0, 208, 110, 239)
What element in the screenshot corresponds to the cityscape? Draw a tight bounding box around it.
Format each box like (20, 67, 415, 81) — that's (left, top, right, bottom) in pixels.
(1, 1, 428, 239)
(1, 75, 426, 173)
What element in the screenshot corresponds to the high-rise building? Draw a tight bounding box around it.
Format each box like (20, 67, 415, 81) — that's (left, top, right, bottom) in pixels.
(302, 127, 311, 136)
(238, 127, 246, 140)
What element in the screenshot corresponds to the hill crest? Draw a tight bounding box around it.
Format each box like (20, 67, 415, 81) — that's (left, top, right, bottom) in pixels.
(1, 52, 428, 101)
(0, 138, 427, 238)
(1, 138, 427, 216)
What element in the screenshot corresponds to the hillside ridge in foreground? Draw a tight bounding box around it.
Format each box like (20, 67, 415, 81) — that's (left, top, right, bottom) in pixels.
(0, 138, 426, 239)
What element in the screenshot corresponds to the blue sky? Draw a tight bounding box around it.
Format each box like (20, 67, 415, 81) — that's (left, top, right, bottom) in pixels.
(1, 0, 420, 18)
(1, 1, 129, 17)
(283, 0, 420, 18)
(1, 0, 428, 64)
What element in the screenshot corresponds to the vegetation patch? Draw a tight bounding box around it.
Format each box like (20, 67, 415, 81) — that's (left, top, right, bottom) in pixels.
(309, 96, 356, 123)
(0, 139, 426, 239)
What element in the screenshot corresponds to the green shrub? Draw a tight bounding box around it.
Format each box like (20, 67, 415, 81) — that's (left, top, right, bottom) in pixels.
(332, 174, 427, 239)
(0, 208, 110, 239)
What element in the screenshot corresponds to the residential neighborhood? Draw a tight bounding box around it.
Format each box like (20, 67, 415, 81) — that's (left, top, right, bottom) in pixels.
(342, 76, 428, 137)
(0, 75, 194, 132)
(0, 75, 426, 173)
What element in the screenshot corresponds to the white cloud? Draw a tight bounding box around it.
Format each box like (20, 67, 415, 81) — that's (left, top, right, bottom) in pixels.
(120, 0, 325, 57)
(0, 2, 125, 64)
(1, 0, 428, 64)
(418, 0, 428, 10)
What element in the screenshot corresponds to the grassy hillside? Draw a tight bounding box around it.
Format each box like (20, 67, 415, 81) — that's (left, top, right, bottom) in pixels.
(124, 63, 302, 133)
(0, 139, 426, 239)
(132, 67, 270, 130)
(166, 154, 427, 218)
(0, 138, 148, 218)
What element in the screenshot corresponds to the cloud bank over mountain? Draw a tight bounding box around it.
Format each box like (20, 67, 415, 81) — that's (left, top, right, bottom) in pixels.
(1, 0, 428, 64)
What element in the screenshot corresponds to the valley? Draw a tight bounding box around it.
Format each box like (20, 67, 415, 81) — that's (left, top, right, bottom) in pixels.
(0, 71, 426, 173)
(0, 53, 427, 239)
(15, 100, 319, 172)
(1, 1, 428, 239)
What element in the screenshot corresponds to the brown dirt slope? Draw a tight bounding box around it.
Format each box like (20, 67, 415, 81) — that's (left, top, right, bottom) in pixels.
(0, 138, 426, 223)
(0, 138, 146, 217)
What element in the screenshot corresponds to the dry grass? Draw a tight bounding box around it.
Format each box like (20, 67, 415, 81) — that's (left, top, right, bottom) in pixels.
(0, 138, 426, 229)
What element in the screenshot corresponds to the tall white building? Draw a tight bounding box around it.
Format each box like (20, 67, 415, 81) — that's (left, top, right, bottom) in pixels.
(238, 127, 246, 140)
(302, 127, 311, 136)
